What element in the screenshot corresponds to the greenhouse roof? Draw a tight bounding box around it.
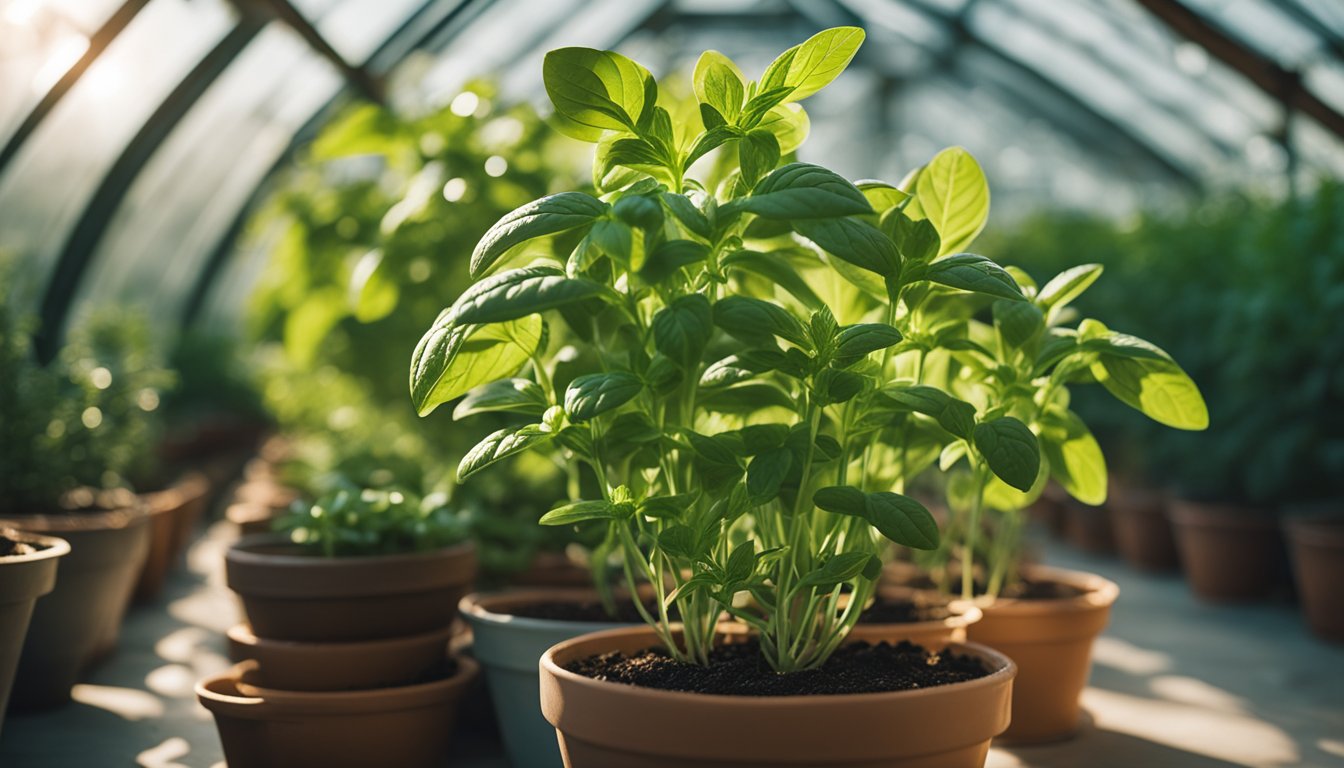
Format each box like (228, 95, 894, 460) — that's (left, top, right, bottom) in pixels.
(1, 0, 1342, 348)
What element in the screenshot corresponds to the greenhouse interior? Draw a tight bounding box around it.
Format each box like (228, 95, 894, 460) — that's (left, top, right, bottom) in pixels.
(1, 0, 1343, 766)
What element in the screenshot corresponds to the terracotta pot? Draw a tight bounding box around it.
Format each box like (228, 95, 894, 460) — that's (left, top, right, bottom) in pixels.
(462, 590, 636, 768)
(847, 587, 982, 649)
(226, 501, 279, 535)
(234, 479, 299, 510)
(0, 504, 151, 710)
(0, 531, 69, 735)
(1035, 483, 1069, 538)
(510, 551, 594, 588)
(1063, 499, 1116, 555)
(225, 535, 476, 642)
(133, 472, 211, 602)
(1107, 479, 1179, 572)
(1169, 500, 1284, 602)
(967, 565, 1117, 744)
(541, 626, 1014, 768)
(1285, 515, 1344, 643)
(227, 623, 456, 691)
(197, 655, 477, 768)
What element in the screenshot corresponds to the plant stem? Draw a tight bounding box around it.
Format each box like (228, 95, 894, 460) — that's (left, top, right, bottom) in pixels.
(963, 461, 988, 602)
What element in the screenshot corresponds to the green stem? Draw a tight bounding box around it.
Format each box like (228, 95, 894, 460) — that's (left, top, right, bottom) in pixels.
(963, 461, 988, 602)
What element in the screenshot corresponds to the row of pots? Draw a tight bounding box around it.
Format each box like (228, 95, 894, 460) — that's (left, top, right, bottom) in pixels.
(197, 529, 1120, 767)
(0, 472, 209, 726)
(1037, 480, 1343, 643)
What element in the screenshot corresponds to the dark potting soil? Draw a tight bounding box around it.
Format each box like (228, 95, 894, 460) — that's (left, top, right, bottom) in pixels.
(1000, 579, 1086, 601)
(566, 639, 991, 696)
(0, 534, 40, 557)
(857, 596, 953, 624)
(507, 599, 665, 623)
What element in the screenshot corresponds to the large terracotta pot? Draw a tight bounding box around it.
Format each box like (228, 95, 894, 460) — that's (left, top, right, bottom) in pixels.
(0, 531, 69, 734)
(134, 472, 211, 601)
(1285, 515, 1344, 643)
(1107, 479, 1179, 572)
(0, 503, 151, 710)
(540, 626, 1015, 768)
(846, 587, 982, 649)
(1169, 500, 1284, 602)
(462, 590, 636, 768)
(225, 535, 476, 642)
(227, 623, 457, 691)
(967, 565, 1118, 744)
(197, 655, 477, 768)
(1063, 499, 1116, 555)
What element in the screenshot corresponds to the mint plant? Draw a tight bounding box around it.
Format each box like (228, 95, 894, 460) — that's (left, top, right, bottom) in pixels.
(410, 29, 1048, 671)
(275, 483, 468, 557)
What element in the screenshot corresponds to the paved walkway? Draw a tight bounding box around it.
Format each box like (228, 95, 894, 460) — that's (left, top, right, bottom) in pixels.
(2, 519, 1341, 768)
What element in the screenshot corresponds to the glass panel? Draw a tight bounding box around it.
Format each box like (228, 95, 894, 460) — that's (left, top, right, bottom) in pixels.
(0, 0, 234, 302)
(313, 0, 427, 64)
(75, 23, 343, 324)
(0, 0, 125, 147)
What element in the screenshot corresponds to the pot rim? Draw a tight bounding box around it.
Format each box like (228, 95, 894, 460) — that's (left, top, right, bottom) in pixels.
(1284, 514, 1344, 546)
(0, 529, 71, 564)
(1168, 499, 1278, 527)
(0, 503, 149, 532)
(864, 585, 984, 632)
(227, 622, 457, 654)
(460, 588, 638, 633)
(228, 533, 475, 569)
(196, 655, 478, 718)
(980, 564, 1119, 616)
(226, 534, 476, 598)
(541, 625, 1016, 707)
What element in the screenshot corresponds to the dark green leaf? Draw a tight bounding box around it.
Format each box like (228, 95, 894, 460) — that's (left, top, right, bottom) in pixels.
(794, 217, 899, 277)
(564, 371, 644, 421)
(734, 163, 871, 220)
(458, 423, 551, 480)
(865, 492, 939, 549)
(452, 378, 549, 420)
(640, 493, 697, 520)
(880, 208, 940, 265)
(713, 296, 810, 348)
(641, 239, 710, 283)
(652, 294, 713, 367)
(920, 253, 1024, 301)
(797, 551, 872, 590)
(993, 299, 1044, 348)
(738, 129, 780, 188)
(725, 542, 756, 584)
(539, 499, 620, 525)
(452, 274, 611, 325)
(973, 417, 1041, 492)
(721, 250, 824, 310)
(835, 323, 903, 357)
(746, 447, 792, 502)
(660, 193, 711, 238)
(880, 385, 975, 439)
(613, 195, 664, 230)
(471, 192, 606, 276)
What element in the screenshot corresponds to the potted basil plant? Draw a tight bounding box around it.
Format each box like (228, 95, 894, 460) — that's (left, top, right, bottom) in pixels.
(411, 29, 1029, 768)
(910, 264, 1206, 743)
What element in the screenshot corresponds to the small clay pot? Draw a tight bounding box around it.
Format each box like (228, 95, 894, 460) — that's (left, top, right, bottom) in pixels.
(225, 535, 476, 642)
(541, 626, 1015, 768)
(967, 565, 1118, 744)
(462, 590, 637, 768)
(0, 531, 69, 735)
(233, 479, 299, 510)
(197, 655, 477, 768)
(510, 551, 594, 588)
(227, 623, 456, 691)
(0, 504, 151, 711)
(226, 501, 279, 536)
(1107, 479, 1179, 572)
(846, 587, 982, 649)
(1063, 499, 1116, 555)
(1169, 500, 1284, 602)
(134, 472, 211, 602)
(1284, 515, 1344, 643)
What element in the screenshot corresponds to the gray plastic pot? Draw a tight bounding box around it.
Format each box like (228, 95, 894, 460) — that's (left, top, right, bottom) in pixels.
(460, 590, 634, 768)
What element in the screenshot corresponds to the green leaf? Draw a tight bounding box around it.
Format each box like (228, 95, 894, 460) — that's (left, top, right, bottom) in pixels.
(865, 492, 939, 549)
(640, 493, 697, 520)
(693, 50, 745, 122)
(812, 485, 866, 516)
(910, 147, 989, 256)
(453, 378, 549, 420)
(738, 129, 780, 188)
(738, 87, 795, 128)
(453, 274, 611, 325)
(713, 296, 810, 348)
(721, 250, 824, 310)
(734, 163, 871, 220)
(1040, 409, 1108, 505)
(725, 542, 756, 584)
(540, 499, 621, 526)
(797, 551, 873, 591)
(641, 239, 710, 283)
(410, 315, 543, 416)
(973, 417, 1041, 492)
(471, 192, 606, 277)
(584, 218, 633, 266)
(699, 383, 795, 414)
(1037, 263, 1103, 316)
(835, 323, 903, 358)
(880, 385, 975, 439)
(857, 180, 911, 215)
(793, 217, 899, 277)
(564, 371, 644, 421)
(816, 368, 865, 405)
(350, 249, 398, 323)
(993, 299, 1044, 348)
(652, 295, 713, 367)
(746, 447, 792, 503)
(458, 423, 551, 480)
(754, 103, 810, 154)
(1091, 350, 1208, 430)
(920, 254, 1024, 300)
(657, 525, 700, 560)
(613, 195, 664, 230)
(543, 47, 652, 141)
(880, 208, 940, 265)
(700, 355, 759, 388)
(660, 193, 711, 238)
(759, 26, 865, 102)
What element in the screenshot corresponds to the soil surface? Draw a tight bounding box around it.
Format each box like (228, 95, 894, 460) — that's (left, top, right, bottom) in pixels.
(857, 596, 953, 624)
(566, 639, 990, 696)
(506, 599, 661, 623)
(0, 534, 38, 557)
(1000, 579, 1086, 600)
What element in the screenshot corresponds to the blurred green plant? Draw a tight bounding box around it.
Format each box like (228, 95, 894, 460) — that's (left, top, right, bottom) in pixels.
(985, 183, 1344, 505)
(0, 278, 172, 509)
(274, 483, 468, 557)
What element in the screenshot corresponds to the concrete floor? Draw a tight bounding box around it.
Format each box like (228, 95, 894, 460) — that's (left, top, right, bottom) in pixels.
(2, 519, 1341, 768)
